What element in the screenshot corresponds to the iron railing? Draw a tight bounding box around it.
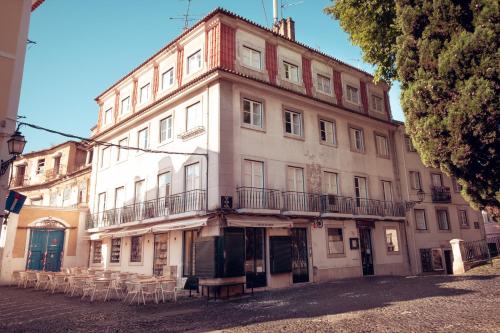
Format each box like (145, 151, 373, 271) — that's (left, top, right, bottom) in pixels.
(10, 175, 28, 187)
(321, 195, 405, 217)
(320, 195, 355, 214)
(431, 186, 452, 203)
(463, 239, 491, 264)
(282, 191, 321, 212)
(236, 187, 281, 210)
(45, 164, 66, 180)
(86, 189, 206, 229)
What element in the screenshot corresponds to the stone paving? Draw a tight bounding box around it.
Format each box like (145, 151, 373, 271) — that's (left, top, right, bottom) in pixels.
(0, 261, 498, 333)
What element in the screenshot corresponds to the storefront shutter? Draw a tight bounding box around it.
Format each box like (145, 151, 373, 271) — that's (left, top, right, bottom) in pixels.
(270, 236, 292, 274)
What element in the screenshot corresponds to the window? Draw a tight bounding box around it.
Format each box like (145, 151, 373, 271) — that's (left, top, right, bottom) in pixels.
(381, 180, 393, 202)
(104, 108, 113, 125)
(323, 172, 339, 195)
(114, 187, 124, 208)
(187, 50, 202, 74)
(375, 134, 389, 158)
(327, 228, 344, 255)
(183, 230, 198, 276)
(117, 138, 128, 161)
(404, 135, 416, 152)
(186, 102, 202, 131)
(436, 209, 450, 230)
(242, 46, 261, 69)
(431, 173, 443, 187)
(319, 119, 336, 145)
(242, 98, 263, 128)
(385, 228, 399, 253)
(243, 160, 264, 188)
(158, 171, 171, 198)
(134, 180, 145, 204)
(139, 83, 150, 103)
(159, 116, 173, 142)
(354, 176, 368, 205)
(36, 159, 45, 174)
(121, 96, 130, 115)
(431, 249, 444, 270)
(317, 74, 331, 94)
(97, 192, 106, 212)
(287, 166, 304, 192)
(101, 147, 110, 168)
(130, 236, 143, 262)
(283, 61, 299, 82)
(284, 110, 302, 136)
(110, 238, 121, 263)
(349, 127, 365, 152)
(371, 95, 383, 112)
(458, 209, 469, 228)
(346, 85, 359, 104)
(92, 241, 102, 263)
(185, 163, 200, 191)
(415, 209, 427, 230)
(409, 171, 422, 190)
(137, 128, 148, 149)
(452, 177, 462, 192)
(161, 67, 174, 89)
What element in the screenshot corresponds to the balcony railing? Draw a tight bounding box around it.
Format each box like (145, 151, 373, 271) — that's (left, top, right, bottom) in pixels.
(45, 164, 66, 180)
(431, 186, 451, 203)
(320, 195, 355, 215)
(236, 186, 281, 210)
(10, 175, 28, 187)
(321, 195, 406, 217)
(282, 191, 321, 212)
(86, 189, 206, 229)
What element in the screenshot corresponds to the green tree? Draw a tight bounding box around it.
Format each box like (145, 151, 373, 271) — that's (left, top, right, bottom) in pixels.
(326, 0, 499, 216)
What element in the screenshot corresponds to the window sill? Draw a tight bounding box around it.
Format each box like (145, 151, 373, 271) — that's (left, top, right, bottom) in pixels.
(129, 261, 144, 266)
(178, 126, 205, 141)
(386, 251, 401, 256)
(281, 77, 302, 86)
(350, 148, 366, 155)
(316, 90, 334, 98)
(283, 133, 305, 141)
(240, 63, 265, 74)
(319, 140, 338, 148)
(376, 154, 391, 160)
(241, 124, 265, 133)
(327, 253, 346, 259)
(158, 138, 174, 148)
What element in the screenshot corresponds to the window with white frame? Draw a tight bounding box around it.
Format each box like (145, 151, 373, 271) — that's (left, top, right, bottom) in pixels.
(323, 171, 339, 195)
(284, 110, 302, 136)
(327, 228, 344, 255)
(161, 67, 174, 89)
(185, 163, 200, 191)
(139, 83, 150, 104)
(319, 119, 336, 145)
(121, 96, 130, 115)
(159, 116, 173, 142)
(409, 171, 422, 190)
(242, 98, 263, 128)
(354, 176, 368, 205)
(283, 61, 299, 82)
(114, 186, 124, 208)
(186, 102, 202, 131)
(134, 179, 145, 204)
(436, 209, 450, 230)
(242, 46, 262, 69)
(92, 241, 102, 263)
(104, 108, 113, 125)
(130, 236, 143, 262)
(385, 228, 399, 253)
(414, 209, 427, 230)
(349, 127, 365, 152)
(137, 128, 148, 149)
(101, 146, 111, 168)
(157, 171, 171, 198)
(287, 166, 304, 192)
(346, 84, 359, 104)
(117, 138, 128, 162)
(375, 134, 389, 157)
(317, 74, 331, 94)
(371, 95, 384, 112)
(431, 173, 443, 187)
(381, 180, 393, 202)
(243, 160, 264, 188)
(405, 135, 417, 152)
(458, 209, 469, 228)
(97, 192, 106, 213)
(187, 50, 202, 74)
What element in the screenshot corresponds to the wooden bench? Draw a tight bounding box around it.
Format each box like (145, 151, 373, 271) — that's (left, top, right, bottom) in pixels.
(199, 280, 251, 301)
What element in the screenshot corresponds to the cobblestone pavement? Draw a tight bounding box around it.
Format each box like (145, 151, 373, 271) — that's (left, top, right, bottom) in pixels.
(0, 261, 498, 333)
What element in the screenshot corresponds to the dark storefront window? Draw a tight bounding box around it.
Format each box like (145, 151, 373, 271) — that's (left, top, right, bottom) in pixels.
(183, 230, 198, 276)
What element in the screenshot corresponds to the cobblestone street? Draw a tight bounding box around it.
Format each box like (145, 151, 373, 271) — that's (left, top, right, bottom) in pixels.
(0, 262, 498, 333)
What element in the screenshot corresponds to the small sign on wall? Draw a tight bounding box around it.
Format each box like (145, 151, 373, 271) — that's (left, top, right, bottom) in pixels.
(349, 237, 359, 250)
(221, 196, 233, 209)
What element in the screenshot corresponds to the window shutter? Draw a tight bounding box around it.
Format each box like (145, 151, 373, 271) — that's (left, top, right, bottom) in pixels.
(270, 236, 292, 274)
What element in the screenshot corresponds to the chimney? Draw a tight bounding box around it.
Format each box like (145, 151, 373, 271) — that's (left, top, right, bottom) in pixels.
(276, 17, 295, 41)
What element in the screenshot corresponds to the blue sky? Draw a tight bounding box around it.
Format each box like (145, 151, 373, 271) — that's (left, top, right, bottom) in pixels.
(19, 0, 404, 152)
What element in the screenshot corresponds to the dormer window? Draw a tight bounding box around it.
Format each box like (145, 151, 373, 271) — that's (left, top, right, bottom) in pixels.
(187, 50, 202, 75)
(242, 46, 262, 70)
(372, 95, 384, 112)
(140, 83, 150, 104)
(283, 61, 299, 82)
(121, 96, 130, 115)
(346, 85, 359, 104)
(317, 74, 331, 94)
(104, 108, 113, 125)
(161, 68, 174, 89)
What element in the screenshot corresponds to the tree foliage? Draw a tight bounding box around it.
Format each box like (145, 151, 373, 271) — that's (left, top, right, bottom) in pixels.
(325, 0, 500, 215)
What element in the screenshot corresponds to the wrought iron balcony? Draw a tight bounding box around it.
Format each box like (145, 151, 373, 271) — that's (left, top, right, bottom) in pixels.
(236, 186, 281, 210)
(282, 191, 321, 212)
(431, 186, 451, 203)
(321, 195, 405, 218)
(45, 164, 66, 180)
(86, 189, 206, 229)
(10, 175, 28, 187)
(320, 195, 355, 214)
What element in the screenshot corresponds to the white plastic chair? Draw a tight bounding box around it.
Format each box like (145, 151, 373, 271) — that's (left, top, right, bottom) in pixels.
(158, 280, 177, 303)
(140, 282, 159, 305)
(25, 271, 38, 288)
(35, 272, 50, 290)
(124, 281, 141, 305)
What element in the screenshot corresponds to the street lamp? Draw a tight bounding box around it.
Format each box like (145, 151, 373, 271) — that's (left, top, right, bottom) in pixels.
(1, 130, 27, 176)
(416, 189, 425, 203)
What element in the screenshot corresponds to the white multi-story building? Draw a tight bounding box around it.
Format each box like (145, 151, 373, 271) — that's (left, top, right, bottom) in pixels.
(85, 8, 484, 289)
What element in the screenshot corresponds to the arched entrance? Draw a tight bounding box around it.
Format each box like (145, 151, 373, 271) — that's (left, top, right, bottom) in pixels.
(27, 218, 66, 271)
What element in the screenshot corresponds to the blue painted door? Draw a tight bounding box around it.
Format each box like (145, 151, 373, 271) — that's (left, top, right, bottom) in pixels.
(27, 229, 64, 271)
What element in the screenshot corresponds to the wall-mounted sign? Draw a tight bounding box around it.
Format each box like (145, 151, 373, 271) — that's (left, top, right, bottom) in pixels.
(5, 190, 27, 214)
(349, 237, 359, 250)
(221, 196, 233, 209)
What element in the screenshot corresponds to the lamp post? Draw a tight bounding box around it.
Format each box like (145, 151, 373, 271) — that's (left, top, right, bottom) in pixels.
(1, 130, 27, 176)
(405, 189, 425, 211)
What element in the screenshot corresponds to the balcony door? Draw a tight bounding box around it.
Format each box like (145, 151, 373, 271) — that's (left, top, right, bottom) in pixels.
(183, 163, 200, 213)
(354, 176, 368, 206)
(243, 160, 264, 208)
(134, 180, 145, 219)
(431, 173, 443, 187)
(97, 192, 106, 226)
(287, 167, 305, 211)
(114, 187, 124, 224)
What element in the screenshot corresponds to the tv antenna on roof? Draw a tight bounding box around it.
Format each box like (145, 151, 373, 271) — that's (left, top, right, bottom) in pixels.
(280, 0, 304, 20)
(169, 0, 201, 31)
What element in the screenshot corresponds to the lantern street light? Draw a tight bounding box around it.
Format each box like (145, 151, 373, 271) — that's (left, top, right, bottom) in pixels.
(405, 189, 426, 211)
(1, 130, 27, 176)
(416, 189, 425, 203)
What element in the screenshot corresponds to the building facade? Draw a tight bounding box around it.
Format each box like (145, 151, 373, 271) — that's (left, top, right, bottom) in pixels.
(85, 8, 484, 289)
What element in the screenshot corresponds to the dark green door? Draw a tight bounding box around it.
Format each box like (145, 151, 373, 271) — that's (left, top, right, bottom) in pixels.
(359, 227, 374, 276)
(27, 229, 64, 271)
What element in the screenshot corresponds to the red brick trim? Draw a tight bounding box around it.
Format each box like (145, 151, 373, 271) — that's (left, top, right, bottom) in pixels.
(176, 47, 184, 86)
(131, 78, 138, 113)
(220, 23, 235, 70)
(302, 57, 313, 96)
(113, 90, 120, 121)
(266, 42, 278, 85)
(360, 81, 369, 114)
(332, 69, 343, 106)
(152, 63, 159, 99)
